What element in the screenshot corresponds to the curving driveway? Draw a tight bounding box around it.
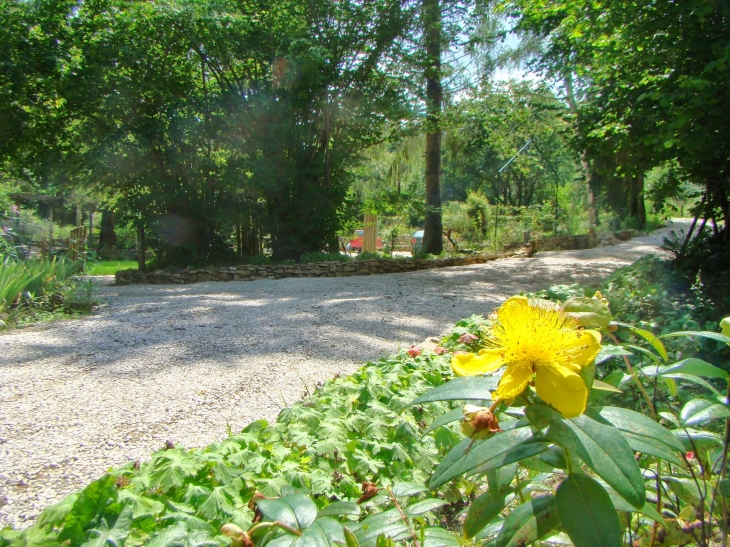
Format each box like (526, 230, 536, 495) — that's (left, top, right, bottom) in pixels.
(0, 221, 687, 527)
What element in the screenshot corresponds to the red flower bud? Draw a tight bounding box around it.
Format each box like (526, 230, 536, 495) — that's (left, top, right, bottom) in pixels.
(407, 345, 422, 358)
(458, 333, 479, 344)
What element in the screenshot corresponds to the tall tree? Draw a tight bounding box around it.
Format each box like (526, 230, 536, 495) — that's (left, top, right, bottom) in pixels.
(422, 0, 443, 254)
(510, 0, 730, 237)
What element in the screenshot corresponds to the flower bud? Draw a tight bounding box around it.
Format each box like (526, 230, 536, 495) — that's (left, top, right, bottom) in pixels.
(458, 333, 479, 344)
(461, 405, 501, 439)
(407, 346, 422, 358)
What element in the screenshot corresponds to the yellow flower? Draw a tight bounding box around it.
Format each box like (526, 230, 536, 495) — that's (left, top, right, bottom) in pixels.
(451, 296, 602, 418)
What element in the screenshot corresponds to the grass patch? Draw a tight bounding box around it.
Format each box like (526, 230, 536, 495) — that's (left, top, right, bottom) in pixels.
(85, 260, 138, 275)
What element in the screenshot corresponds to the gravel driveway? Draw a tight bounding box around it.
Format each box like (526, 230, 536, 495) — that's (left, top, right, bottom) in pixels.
(0, 221, 687, 528)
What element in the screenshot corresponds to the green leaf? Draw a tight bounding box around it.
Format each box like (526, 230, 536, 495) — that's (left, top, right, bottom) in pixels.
(145, 522, 189, 547)
(464, 491, 511, 538)
(197, 486, 239, 520)
(596, 345, 633, 358)
(679, 399, 730, 427)
(525, 406, 645, 509)
(344, 527, 360, 547)
(660, 373, 722, 396)
(656, 358, 728, 379)
(556, 475, 621, 547)
(8, 526, 62, 547)
(405, 499, 448, 516)
(351, 508, 410, 547)
(317, 502, 361, 519)
(595, 480, 666, 525)
(117, 490, 165, 519)
(257, 495, 318, 531)
(82, 504, 134, 547)
(463, 464, 516, 538)
(579, 360, 596, 391)
(587, 406, 684, 464)
(591, 381, 623, 394)
(57, 475, 117, 545)
(408, 376, 498, 406)
(672, 428, 724, 451)
(429, 427, 547, 489)
(35, 493, 79, 529)
(285, 518, 345, 547)
(659, 330, 730, 344)
(494, 495, 560, 547)
(562, 297, 612, 328)
(614, 323, 668, 362)
(422, 408, 464, 436)
(149, 450, 206, 492)
(159, 512, 216, 533)
(391, 481, 428, 497)
(423, 528, 460, 547)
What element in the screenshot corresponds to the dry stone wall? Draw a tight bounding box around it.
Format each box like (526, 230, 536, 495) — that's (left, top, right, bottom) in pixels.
(115, 251, 526, 285)
(115, 229, 638, 286)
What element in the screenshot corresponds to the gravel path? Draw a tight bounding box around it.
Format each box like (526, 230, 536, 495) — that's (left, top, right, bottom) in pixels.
(0, 221, 687, 528)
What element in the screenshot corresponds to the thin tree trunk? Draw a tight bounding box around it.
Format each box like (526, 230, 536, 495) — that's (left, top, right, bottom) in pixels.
(137, 226, 146, 272)
(98, 209, 117, 249)
(422, 0, 443, 255)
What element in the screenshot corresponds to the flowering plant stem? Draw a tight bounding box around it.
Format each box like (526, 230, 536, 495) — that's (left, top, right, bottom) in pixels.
(606, 330, 656, 416)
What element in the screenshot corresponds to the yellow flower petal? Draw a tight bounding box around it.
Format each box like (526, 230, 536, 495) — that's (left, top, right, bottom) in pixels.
(494, 364, 532, 399)
(451, 352, 505, 376)
(535, 364, 588, 418)
(561, 330, 602, 372)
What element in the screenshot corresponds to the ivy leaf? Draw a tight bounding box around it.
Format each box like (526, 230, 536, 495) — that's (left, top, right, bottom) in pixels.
(145, 522, 189, 547)
(149, 450, 206, 492)
(197, 486, 240, 521)
(81, 504, 134, 547)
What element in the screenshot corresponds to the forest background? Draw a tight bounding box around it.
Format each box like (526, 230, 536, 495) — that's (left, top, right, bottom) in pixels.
(0, 0, 727, 275)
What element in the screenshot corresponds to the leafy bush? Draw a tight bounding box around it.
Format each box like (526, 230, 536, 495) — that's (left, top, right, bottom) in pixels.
(0, 256, 90, 329)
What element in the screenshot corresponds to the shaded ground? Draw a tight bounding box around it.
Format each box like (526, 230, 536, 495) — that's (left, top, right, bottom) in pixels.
(0, 221, 687, 527)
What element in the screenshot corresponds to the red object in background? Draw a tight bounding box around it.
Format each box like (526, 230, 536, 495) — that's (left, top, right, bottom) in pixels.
(348, 230, 383, 252)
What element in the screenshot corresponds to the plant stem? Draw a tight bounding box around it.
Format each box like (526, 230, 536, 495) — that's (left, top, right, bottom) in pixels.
(564, 448, 574, 475)
(387, 487, 420, 547)
(607, 330, 656, 416)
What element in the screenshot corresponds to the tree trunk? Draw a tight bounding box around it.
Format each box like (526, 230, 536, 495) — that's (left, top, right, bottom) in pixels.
(98, 209, 117, 249)
(628, 174, 646, 229)
(136, 226, 146, 272)
(422, 0, 443, 255)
